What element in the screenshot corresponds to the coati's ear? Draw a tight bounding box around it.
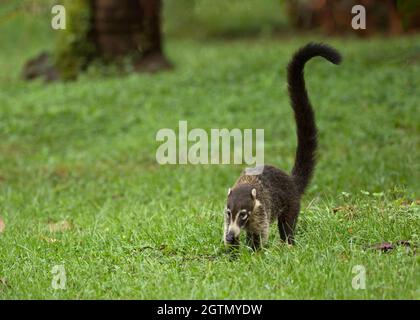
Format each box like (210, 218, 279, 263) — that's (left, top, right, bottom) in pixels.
(227, 188, 232, 196)
(251, 188, 257, 200)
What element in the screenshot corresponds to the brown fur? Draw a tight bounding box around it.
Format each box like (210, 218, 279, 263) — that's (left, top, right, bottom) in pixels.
(224, 43, 342, 249)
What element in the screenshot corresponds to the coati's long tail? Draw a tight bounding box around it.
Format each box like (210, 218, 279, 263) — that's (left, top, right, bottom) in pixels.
(287, 43, 341, 195)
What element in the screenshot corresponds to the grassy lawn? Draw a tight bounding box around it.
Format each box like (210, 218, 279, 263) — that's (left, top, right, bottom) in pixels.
(0, 6, 419, 299)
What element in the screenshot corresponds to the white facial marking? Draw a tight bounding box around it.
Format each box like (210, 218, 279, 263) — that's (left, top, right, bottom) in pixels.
(228, 213, 241, 237)
(253, 199, 261, 212)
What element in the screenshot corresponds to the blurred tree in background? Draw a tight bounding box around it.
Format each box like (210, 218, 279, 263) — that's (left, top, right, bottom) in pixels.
(91, 0, 171, 70)
(286, 0, 420, 36)
(24, 0, 171, 81)
(18, 0, 420, 81)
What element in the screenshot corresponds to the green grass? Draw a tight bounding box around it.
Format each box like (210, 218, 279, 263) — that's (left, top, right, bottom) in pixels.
(0, 4, 419, 299)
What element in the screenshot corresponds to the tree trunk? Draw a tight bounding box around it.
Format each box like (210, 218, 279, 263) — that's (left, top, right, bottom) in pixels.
(23, 0, 171, 82)
(92, 0, 171, 72)
(285, 0, 412, 36)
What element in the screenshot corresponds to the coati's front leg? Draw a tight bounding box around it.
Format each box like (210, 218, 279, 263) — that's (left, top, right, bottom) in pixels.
(245, 222, 269, 251)
(246, 232, 262, 250)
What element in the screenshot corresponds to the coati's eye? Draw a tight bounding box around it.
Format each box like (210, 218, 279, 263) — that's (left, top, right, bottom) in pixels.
(240, 211, 248, 220)
(225, 208, 231, 216)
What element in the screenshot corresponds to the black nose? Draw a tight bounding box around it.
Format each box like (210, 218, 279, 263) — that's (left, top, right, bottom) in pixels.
(226, 233, 235, 243)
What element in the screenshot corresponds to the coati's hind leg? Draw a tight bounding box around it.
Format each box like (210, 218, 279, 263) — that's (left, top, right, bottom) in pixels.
(278, 204, 299, 245)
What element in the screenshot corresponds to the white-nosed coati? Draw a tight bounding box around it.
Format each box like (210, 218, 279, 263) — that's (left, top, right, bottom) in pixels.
(224, 43, 342, 249)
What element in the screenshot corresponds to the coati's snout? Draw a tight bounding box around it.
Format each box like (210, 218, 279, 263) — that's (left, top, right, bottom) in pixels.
(224, 185, 257, 246)
(225, 231, 238, 246)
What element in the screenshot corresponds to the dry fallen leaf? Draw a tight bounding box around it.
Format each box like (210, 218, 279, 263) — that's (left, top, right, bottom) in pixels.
(48, 219, 72, 233)
(400, 200, 412, 207)
(52, 166, 69, 179)
(41, 236, 59, 243)
(332, 206, 345, 213)
(367, 241, 416, 253)
(0, 277, 10, 290)
(400, 199, 420, 207)
(332, 205, 355, 213)
(332, 205, 357, 220)
(0, 217, 5, 233)
(369, 242, 394, 252)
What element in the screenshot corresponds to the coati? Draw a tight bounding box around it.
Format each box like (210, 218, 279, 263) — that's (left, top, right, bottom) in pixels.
(224, 43, 342, 249)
